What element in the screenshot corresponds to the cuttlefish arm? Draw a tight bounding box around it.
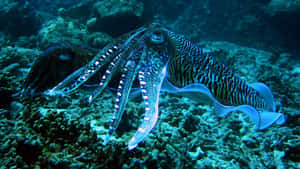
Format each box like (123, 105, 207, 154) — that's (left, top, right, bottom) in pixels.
(128, 64, 167, 150)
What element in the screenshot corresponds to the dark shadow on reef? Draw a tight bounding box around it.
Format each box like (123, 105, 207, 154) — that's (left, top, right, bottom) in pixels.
(0, 1, 41, 38)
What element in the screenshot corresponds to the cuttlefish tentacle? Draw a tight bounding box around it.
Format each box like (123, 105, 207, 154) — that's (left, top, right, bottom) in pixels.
(46, 44, 120, 96)
(103, 60, 139, 145)
(87, 50, 124, 103)
(128, 63, 167, 150)
(88, 30, 148, 103)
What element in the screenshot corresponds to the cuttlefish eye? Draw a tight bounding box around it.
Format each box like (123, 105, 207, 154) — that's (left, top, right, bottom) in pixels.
(150, 31, 165, 44)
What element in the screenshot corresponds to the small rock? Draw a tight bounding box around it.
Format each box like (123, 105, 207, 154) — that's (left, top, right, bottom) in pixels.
(78, 134, 89, 145)
(86, 17, 97, 28)
(9, 101, 24, 119)
(188, 146, 204, 160)
(49, 143, 61, 152)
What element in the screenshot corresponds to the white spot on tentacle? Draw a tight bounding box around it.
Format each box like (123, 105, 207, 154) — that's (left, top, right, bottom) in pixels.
(88, 96, 93, 102)
(138, 128, 146, 133)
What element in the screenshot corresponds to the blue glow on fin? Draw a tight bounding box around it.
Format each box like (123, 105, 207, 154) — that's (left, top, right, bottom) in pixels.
(249, 83, 276, 111)
(259, 110, 285, 129)
(161, 79, 285, 130)
(161, 80, 213, 104)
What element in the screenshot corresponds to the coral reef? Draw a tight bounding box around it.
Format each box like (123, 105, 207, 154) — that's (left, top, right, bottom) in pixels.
(3, 41, 298, 168)
(94, 0, 143, 19)
(37, 16, 113, 48)
(267, 0, 300, 15)
(154, 0, 300, 57)
(58, 0, 146, 37)
(0, 46, 40, 111)
(91, 0, 145, 36)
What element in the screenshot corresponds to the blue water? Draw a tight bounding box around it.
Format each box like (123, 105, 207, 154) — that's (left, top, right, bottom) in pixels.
(0, 0, 299, 168)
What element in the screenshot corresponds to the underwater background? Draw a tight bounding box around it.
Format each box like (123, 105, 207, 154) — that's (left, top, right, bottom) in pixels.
(0, 0, 299, 168)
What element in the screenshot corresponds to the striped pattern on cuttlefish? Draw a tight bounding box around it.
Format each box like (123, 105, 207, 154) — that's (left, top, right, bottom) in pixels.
(24, 23, 285, 150)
